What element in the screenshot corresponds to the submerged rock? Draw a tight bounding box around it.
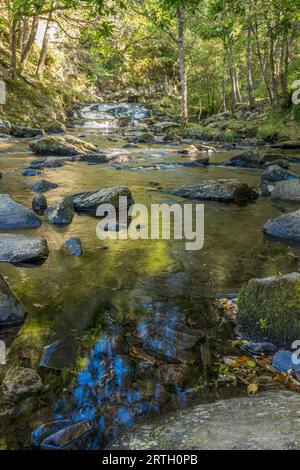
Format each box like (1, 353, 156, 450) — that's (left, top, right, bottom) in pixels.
(3, 367, 42, 398)
(40, 420, 95, 450)
(261, 164, 298, 182)
(32, 194, 47, 213)
(168, 179, 258, 203)
(0, 234, 48, 264)
(237, 272, 300, 347)
(133, 132, 156, 143)
(44, 121, 66, 134)
(0, 194, 41, 229)
(12, 126, 45, 138)
(43, 157, 67, 168)
(71, 186, 134, 212)
(263, 209, 300, 241)
(0, 274, 26, 326)
(271, 179, 300, 202)
(32, 420, 73, 448)
(30, 135, 98, 156)
(64, 237, 83, 256)
(21, 169, 42, 177)
(30, 179, 58, 193)
(46, 197, 74, 225)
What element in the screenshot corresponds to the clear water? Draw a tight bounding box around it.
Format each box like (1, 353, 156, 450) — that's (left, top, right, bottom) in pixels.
(0, 104, 300, 449)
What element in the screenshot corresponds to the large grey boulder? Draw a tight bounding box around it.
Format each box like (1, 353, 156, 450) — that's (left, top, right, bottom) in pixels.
(30, 135, 98, 156)
(261, 164, 298, 182)
(0, 275, 26, 326)
(237, 272, 300, 347)
(2, 367, 42, 398)
(45, 197, 74, 225)
(0, 194, 41, 229)
(263, 209, 300, 241)
(71, 186, 134, 212)
(271, 179, 300, 201)
(44, 121, 66, 134)
(0, 234, 48, 264)
(169, 179, 258, 203)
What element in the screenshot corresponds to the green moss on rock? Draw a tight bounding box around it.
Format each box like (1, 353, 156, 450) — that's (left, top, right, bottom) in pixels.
(237, 272, 300, 347)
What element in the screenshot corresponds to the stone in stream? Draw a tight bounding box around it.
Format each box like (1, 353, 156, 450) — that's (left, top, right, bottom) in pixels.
(263, 209, 300, 241)
(0, 234, 48, 264)
(176, 145, 199, 155)
(44, 121, 66, 134)
(0, 274, 26, 326)
(76, 153, 109, 164)
(261, 164, 298, 182)
(70, 186, 134, 212)
(237, 272, 300, 348)
(168, 179, 258, 203)
(2, 367, 42, 398)
(43, 157, 67, 168)
(32, 194, 47, 213)
(271, 179, 300, 201)
(29, 135, 98, 156)
(108, 390, 300, 450)
(45, 197, 74, 225)
(0, 119, 11, 135)
(272, 140, 300, 150)
(31, 420, 73, 448)
(229, 151, 263, 168)
(0, 194, 41, 229)
(121, 143, 139, 149)
(21, 168, 42, 177)
(40, 420, 95, 450)
(133, 132, 156, 143)
(11, 126, 45, 138)
(261, 183, 275, 197)
(30, 179, 58, 193)
(272, 350, 300, 373)
(64, 237, 83, 256)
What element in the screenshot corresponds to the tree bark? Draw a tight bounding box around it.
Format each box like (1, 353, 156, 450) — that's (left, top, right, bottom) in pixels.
(246, 29, 255, 108)
(36, 10, 53, 76)
(177, 6, 188, 124)
(20, 16, 39, 71)
(9, 18, 18, 77)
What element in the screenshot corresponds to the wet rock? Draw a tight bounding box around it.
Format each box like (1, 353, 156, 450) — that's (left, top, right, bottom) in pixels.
(229, 151, 263, 168)
(272, 141, 300, 150)
(179, 158, 209, 168)
(118, 117, 132, 127)
(40, 334, 87, 370)
(272, 350, 300, 373)
(40, 420, 95, 450)
(44, 121, 66, 134)
(263, 210, 300, 241)
(0, 274, 26, 326)
(177, 145, 199, 155)
(76, 153, 109, 164)
(11, 126, 45, 138)
(64, 237, 83, 256)
(32, 194, 47, 213)
(271, 179, 300, 202)
(30, 179, 58, 193)
(108, 390, 300, 450)
(0, 194, 41, 229)
(263, 159, 290, 169)
(122, 143, 139, 149)
(261, 164, 298, 182)
(242, 342, 278, 355)
(31, 420, 73, 448)
(0, 120, 11, 135)
(0, 234, 48, 264)
(3, 367, 42, 398)
(46, 197, 74, 225)
(30, 135, 98, 156)
(155, 364, 194, 388)
(43, 157, 67, 168)
(261, 183, 275, 197)
(71, 186, 134, 212)
(133, 132, 156, 143)
(21, 169, 42, 177)
(154, 121, 179, 131)
(168, 179, 258, 203)
(237, 272, 300, 347)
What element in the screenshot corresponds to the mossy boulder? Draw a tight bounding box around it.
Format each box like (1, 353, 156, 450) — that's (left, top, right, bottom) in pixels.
(237, 272, 300, 347)
(44, 121, 66, 134)
(29, 135, 98, 156)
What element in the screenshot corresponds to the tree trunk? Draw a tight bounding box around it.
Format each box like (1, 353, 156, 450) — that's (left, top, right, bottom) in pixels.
(280, 34, 290, 108)
(246, 29, 255, 108)
(20, 16, 39, 72)
(177, 6, 188, 124)
(234, 69, 242, 103)
(229, 66, 236, 115)
(9, 17, 18, 77)
(36, 11, 52, 76)
(222, 78, 227, 112)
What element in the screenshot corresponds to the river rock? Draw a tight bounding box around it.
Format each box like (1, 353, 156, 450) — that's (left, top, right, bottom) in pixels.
(272, 350, 300, 373)
(44, 121, 66, 134)
(271, 179, 300, 201)
(263, 209, 300, 241)
(71, 186, 134, 212)
(40, 420, 95, 450)
(169, 179, 258, 203)
(32, 420, 73, 448)
(32, 194, 47, 213)
(261, 164, 298, 182)
(177, 145, 199, 155)
(2, 367, 42, 398)
(272, 141, 300, 150)
(76, 153, 109, 164)
(237, 272, 300, 347)
(43, 157, 67, 168)
(0, 194, 41, 229)
(64, 237, 83, 256)
(46, 197, 74, 225)
(134, 132, 155, 143)
(21, 169, 42, 177)
(0, 274, 26, 326)
(0, 120, 11, 135)
(242, 342, 278, 355)
(11, 126, 45, 138)
(229, 152, 263, 168)
(30, 135, 98, 156)
(30, 179, 58, 193)
(0, 234, 48, 264)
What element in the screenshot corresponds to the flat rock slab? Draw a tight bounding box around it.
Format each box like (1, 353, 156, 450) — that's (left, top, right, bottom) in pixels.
(0, 234, 48, 264)
(0, 194, 41, 229)
(71, 186, 134, 212)
(263, 209, 300, 241)
(108, 391, 300, 450)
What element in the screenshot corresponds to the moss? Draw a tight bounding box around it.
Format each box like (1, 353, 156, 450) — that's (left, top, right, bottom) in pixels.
(237, 274, 300, 347)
